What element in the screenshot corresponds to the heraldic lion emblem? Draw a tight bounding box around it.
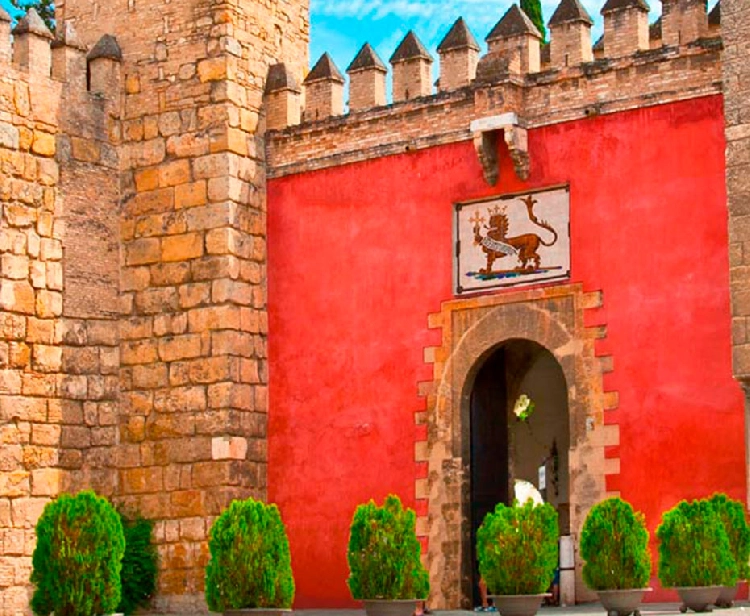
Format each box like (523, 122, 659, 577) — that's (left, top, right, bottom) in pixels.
(472, 195, 559, 274)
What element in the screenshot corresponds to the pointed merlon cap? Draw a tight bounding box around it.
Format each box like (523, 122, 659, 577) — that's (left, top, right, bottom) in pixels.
(708, 1, 720, 26)
(390, 30, 433, 64)
(437, 17, 480, 53)
(0, 6, 11, 22)
(304, 52, 345, 84)
(486, 5, 542, 42)
(52, 21, 87, 50)
(549, 0, 594, 26)
(347, 43, 387, 73)
(265, 62, 301, 93)
(88, 34, 122, 61)
(601, 0, 650, 14)
(12, 8, 54, 38)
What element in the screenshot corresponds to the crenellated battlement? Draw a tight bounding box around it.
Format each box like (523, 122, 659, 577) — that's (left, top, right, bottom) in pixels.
(0, 9, 122, 103)
(265, 0, 722, 178)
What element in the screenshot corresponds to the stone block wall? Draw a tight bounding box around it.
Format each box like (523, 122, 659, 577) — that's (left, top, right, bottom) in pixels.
(54, 0, 309, 611)
(0, 54, 63, 616)
(0, 21, 122, 614)
(724, 0, 750, 495)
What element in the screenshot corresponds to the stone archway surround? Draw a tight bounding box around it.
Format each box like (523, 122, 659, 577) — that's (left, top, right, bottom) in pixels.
(416, 284, 620, 608)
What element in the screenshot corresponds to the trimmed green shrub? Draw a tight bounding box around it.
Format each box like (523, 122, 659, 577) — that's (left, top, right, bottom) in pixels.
(709, 493, 750, 580)
(580, 497, 651, 591)
(117, 513, 158, 616)
(657, 498, 737, 588)
(205, 498, 295, 611)
(347, 494, 429, 600)
(31, 490, 125, 616)
(477, 500, 559, 595)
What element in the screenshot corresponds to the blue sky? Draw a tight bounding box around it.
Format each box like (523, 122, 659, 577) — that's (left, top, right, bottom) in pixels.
(1, 0, 718, 78)
(308, 0, 665, 73)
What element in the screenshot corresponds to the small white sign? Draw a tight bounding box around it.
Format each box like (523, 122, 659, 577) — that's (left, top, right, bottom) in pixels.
(538, 464, 546, 491)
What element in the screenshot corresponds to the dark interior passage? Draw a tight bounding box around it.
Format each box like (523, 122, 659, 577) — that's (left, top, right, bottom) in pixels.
(468, 340, 570, 606)
(469, 348, 509, 605)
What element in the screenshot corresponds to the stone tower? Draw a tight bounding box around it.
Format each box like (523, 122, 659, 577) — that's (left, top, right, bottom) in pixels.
(724, 0, 750, 501)
(52, 0, 308, 611)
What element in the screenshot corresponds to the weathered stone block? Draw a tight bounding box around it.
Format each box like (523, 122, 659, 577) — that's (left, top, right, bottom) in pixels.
(31, 131, 55, 157)
(159, 159, 192, 188)
(30, 468, 60, 496)
(158, 335, 203, 363)
(175, 181, 208, 209)
(35, 290, 62, 318)
(151, 262, 191, 287)
(11, 497, 48, 529)
(127, 238, 162, 266)
(161, 233, 204, 262)
(1, 254, 29, 280)
(211, 436, 248, 460)
(132, 363, 169, 389)
(187, 305, 241, 332)
(135, 287, 179, 315)
(0, 280, 35, 314)
(154, 385, 206, 414)
(33, 345, 63, 372)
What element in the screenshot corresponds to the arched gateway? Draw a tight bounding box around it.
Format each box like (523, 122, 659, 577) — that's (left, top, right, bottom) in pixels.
(468, 339, 570, 606)
(419, 284, 619, 609)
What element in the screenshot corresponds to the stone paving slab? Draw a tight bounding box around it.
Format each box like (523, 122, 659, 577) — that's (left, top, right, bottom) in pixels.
(151, 602, 750, 616)
(294, 603, 750, 616)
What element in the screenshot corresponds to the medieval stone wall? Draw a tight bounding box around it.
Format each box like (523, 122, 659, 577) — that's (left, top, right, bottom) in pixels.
(0, 14, 122, 613)
(724, 0, 750, 494)
(0, 43, 63, 616)
(54, 0, 309, 611)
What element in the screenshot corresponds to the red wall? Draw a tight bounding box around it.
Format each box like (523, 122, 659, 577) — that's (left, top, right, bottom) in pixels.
(267, 95, 745, 607)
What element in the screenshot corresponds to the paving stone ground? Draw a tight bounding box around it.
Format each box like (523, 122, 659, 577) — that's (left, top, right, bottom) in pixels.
(296, 604, 750, 616)
(148, 601, 750, 616)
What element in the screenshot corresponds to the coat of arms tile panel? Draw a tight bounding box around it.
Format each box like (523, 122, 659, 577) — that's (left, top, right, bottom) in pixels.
(454, 186, 571, 295)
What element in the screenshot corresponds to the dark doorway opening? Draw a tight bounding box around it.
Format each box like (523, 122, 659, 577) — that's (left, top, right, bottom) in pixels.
(469, 349, 510, 606)
(468, 339, 570, 607)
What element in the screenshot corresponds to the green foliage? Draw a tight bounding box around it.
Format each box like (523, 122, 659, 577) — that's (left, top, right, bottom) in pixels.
(477, 501, 559, 595)
(9, 0, 55, 32)
(709, 493, 750, 580)
(31, 491, 125, 616)
(520, 0, 546, 42)
(657, 498, 738, 588)
(205, 498, 295, 611)
(580, 497, 651, 591)
(117, 513, 158, 616)
(347, 494, 430, 600)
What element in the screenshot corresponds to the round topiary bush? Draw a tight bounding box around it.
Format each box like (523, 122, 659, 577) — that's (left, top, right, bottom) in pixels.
(476, 500, 559, 595)
(205, 497, 295, 611)
(709, 493, 750, 580)
(581, 497, 652, 591)
(31, 490, 126, 616)
(347, 494, 430, 600)
(117, 512, 158, 616)
(657, 498, 737, 588)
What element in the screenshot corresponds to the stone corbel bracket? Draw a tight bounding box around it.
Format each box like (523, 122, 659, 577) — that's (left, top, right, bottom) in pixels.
(470, 112, 530, 186)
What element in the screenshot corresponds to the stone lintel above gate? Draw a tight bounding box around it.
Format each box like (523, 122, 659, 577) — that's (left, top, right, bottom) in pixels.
(470, 112, 530, 185)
